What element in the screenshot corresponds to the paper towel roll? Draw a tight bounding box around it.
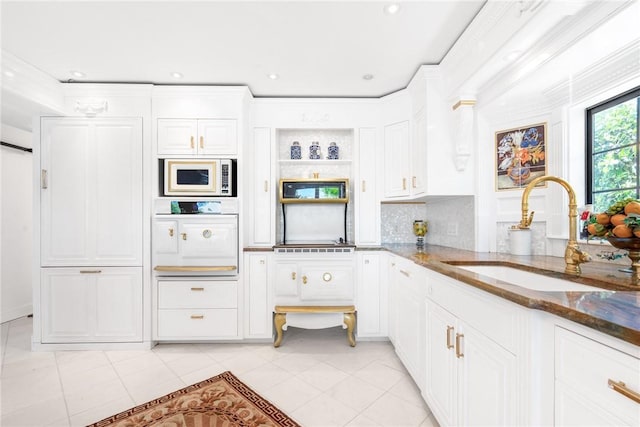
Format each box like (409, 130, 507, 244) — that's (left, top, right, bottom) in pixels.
(509, 228, 532, 255)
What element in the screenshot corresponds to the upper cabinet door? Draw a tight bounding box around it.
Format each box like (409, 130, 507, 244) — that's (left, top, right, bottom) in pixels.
(355, 128, 380, 245)
(40, 117, 143, 266)
(411, 110, 427, 196)
(383, 121, 410, 198)
(198, 120, 237, 156)
(157, 119, 198, 155)
(249, 128, 273, 246)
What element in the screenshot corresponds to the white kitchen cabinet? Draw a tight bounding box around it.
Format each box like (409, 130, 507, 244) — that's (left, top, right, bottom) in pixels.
(247, 127, 274, 246)
(354, 128, 380, 245)
(40, 117, 143, 266)
(554, 325, 640, 426)
(424, 269, 519, 427)
(411, 109, 427, 196)
(391, 257, 427, 386)
(155, 279, 238, 340)
(355, 251, 387, 338)
(157, 118, 237, 156)
(273, 253, 355, 306)
(383, 121, 411, 198)
(41, 267, 143, 343)
(244, 252, 273, 339)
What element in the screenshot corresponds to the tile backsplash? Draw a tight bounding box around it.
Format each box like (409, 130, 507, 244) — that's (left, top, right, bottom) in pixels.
(381, 196, 475, 251)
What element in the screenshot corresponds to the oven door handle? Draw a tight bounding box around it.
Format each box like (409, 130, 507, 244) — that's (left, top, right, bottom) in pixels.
(153, 265, 237, 272)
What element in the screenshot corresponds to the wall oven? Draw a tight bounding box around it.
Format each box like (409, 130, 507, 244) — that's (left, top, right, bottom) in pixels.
(153, 199, 238, 276)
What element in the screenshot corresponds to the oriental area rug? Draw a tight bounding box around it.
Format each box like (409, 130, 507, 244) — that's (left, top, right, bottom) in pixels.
(87, 371, 301, 427)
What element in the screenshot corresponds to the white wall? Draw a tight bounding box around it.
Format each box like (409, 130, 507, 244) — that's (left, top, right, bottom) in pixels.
(1, 124, 33, 322)
(472, 2, 640, 256)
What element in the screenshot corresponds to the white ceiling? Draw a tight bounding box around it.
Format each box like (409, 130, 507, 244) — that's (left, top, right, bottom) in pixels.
(0, 0, 485, 98)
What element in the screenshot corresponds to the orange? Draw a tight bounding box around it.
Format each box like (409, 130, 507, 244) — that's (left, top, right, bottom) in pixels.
(610, 214, 627, 226)
(624, 201, 640, 215)
(595, 213, 610, 225)
(634, 228, 640, 238)
(612, 224, 633, 238)
(587, 223, 606, 236)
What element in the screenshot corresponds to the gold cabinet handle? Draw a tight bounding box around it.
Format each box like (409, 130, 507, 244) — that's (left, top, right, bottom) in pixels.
(302, 275, 308, 284)
(446, 325, 454, 349)
(41, 169, 48, 189)
(181, 233, 187, 241)
(322, 272, 332, 282)
(190, 315, 204, 320)
(168, 228, 174, 237)
(291, 272, 296, 280)
(412, 176, 417, 188)
(455, 333, 464, 358)
(402, 177, 407, 190)
(190, 287, 204, 291)
(80, 270, 102, 274)
(264, 180, 269, 192)
(190, 136, 195, 149)
(608, 379, 640, 404)
(362, 180, 366, 192)
(400, 269, 410, 277)
(199, 135, 204, 149)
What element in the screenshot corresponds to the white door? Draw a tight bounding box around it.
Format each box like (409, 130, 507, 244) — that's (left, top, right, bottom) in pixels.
(40, 118, 143, 266)
(411, 110, 427, 196)
(198, 120, 237, 156)
(41, 267, 142, 343)
(245, 254, 271, 338)
(458, 322, 517, 426)
(355, 128, 380, 244)
(154, 220, 179, 254)
(93, 119, 143, 264)
(250, 128, 273, 245)
(157, 119, 198, 155)
(180, 219, 237, 264)
(274, 262, 299, 298)
(299, 262, 354, 301)
(383, 121, 410, 198)
(424, 300, 457, 427)
(356, 252, 382, 337)
(41, 119, 91, 265)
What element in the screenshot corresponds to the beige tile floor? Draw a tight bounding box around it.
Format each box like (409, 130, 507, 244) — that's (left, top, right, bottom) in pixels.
(1, 316, 439, 427)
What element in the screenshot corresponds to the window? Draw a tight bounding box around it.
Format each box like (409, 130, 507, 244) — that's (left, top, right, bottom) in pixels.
(586, 87, 640, 213)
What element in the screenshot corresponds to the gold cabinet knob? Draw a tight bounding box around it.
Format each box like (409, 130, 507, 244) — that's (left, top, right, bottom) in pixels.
(302, 275, 308, 284)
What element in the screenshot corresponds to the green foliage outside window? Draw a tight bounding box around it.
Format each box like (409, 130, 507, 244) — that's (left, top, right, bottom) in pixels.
(589, 90, 640, 213)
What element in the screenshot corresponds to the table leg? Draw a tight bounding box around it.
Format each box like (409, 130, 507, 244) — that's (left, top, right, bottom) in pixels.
(274, 312, 286, 347)
(343, 312, 356, 347)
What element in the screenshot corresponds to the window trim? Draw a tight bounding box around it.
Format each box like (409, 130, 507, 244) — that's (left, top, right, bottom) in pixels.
(585, 86, 640, 206)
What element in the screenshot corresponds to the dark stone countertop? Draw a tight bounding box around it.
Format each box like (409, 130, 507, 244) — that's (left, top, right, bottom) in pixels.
(384, 244, 640, 347)
(243, 244, 640, 346)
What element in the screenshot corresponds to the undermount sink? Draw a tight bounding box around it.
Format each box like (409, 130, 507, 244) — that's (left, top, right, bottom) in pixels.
(454, 264, 601, 292)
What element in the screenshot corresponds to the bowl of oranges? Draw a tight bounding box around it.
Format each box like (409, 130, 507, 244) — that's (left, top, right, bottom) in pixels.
(587, 198, 640, 250)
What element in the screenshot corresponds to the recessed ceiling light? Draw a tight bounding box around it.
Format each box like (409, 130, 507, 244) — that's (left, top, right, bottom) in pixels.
(268, 73, 279, 80)
(384, 3, 401, 15)
(362, 74, 374, 81)
(170, 72, 183, 79)
(70, 70, 86, 78)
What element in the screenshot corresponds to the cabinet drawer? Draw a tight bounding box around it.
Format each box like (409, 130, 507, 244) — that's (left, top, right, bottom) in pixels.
(158, 281, 237, 309)
(157, 309, 237, 338)
(555, 326, 640, 424)
(427, 271, 518, 353)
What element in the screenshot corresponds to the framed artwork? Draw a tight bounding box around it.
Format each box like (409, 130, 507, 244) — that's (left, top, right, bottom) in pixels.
(495, 123, 547, 191)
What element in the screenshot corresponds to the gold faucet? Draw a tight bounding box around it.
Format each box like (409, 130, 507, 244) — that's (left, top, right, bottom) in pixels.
(519, 175, 590, 275)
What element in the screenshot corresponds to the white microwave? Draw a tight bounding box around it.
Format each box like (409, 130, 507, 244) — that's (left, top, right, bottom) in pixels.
(163, 159, 235, 196)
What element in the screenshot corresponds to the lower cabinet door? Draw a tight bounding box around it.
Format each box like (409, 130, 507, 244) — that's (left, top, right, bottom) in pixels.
(424, 300, 457, 426)
(157, 309, 238, 339)
(41, 267, 142, 343)
(458, 323, 517, 427)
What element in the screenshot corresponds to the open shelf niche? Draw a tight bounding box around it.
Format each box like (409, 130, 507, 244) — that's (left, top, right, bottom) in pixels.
(276, 128, 355, 244)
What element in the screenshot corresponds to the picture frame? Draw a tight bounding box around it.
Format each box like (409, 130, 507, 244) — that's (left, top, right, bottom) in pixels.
(495, 123, 547, 191)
